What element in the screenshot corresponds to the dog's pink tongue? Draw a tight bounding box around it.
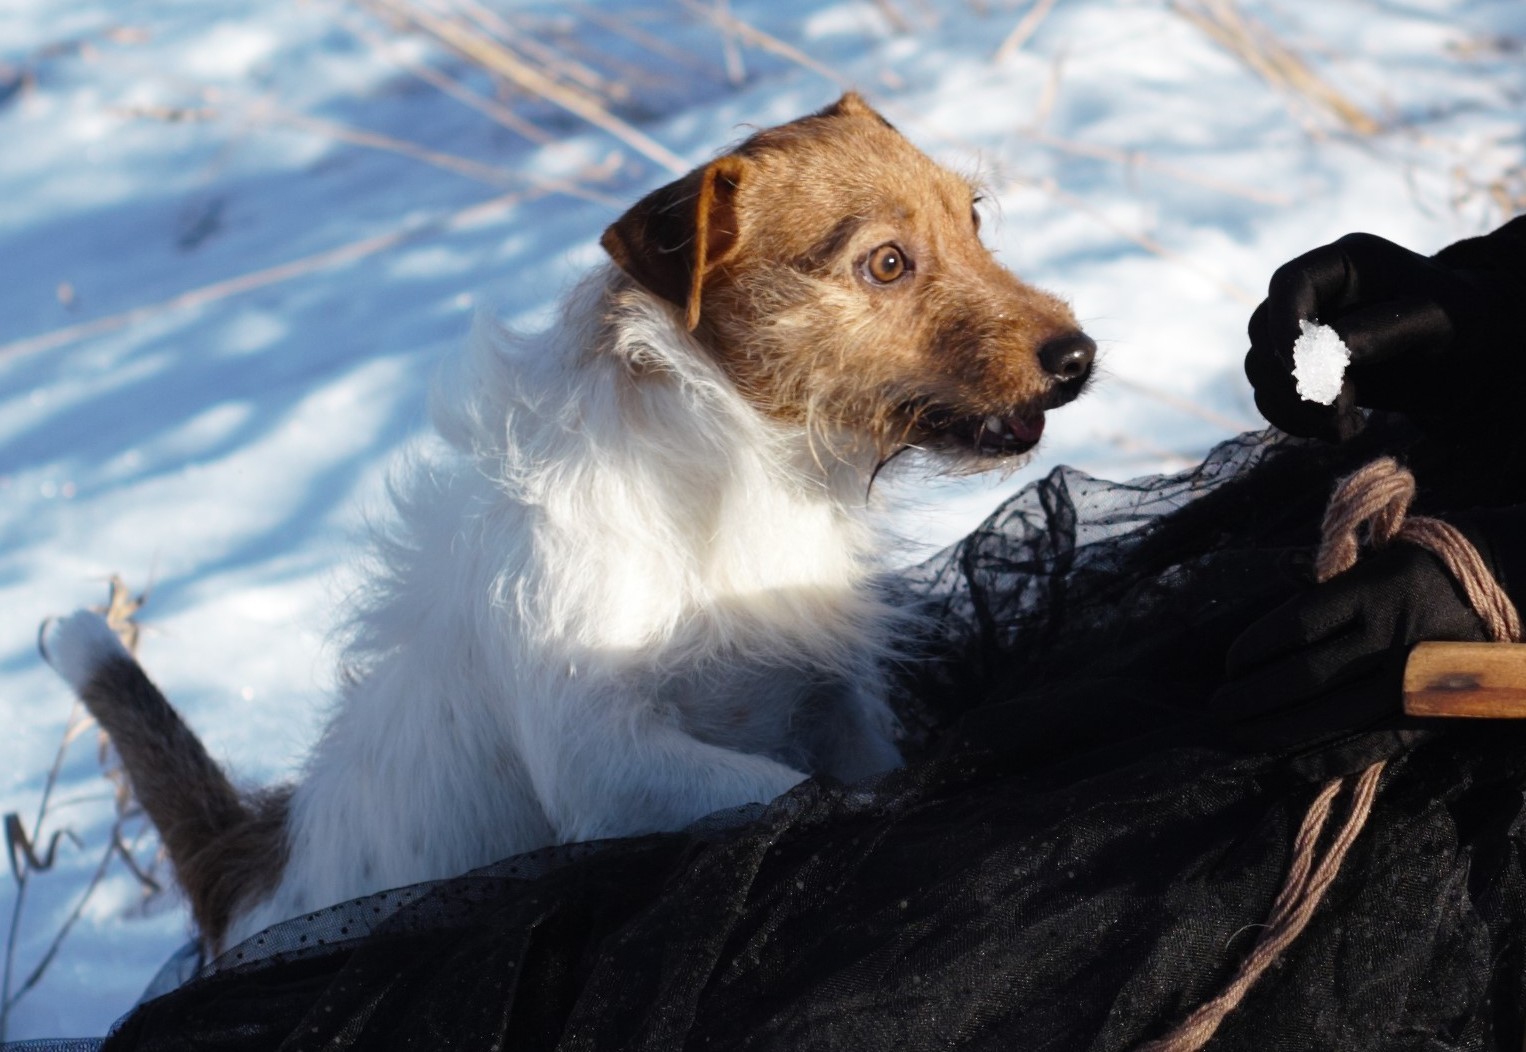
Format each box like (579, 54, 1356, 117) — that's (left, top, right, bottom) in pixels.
(1008, 414, 1045, 443)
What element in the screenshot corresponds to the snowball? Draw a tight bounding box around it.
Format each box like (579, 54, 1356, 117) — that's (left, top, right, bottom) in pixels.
(1291, 320, 1350, 405)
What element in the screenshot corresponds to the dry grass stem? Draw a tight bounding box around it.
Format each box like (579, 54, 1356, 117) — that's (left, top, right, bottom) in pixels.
(1025, 178, 1258, 305)
(680, 0, 848, 87)
(1106, 432, 1201, 470)
(1448, 161, 1526, 222)
(670, 3, 1255, 308)
(563, 2, 725, 80)
(1, 578, 161, 1037)
(116, 99, 534, 190)
(364, 0, 689, 174)
(110, 825, 162, 897)
(1171, 0, 1380, 136)
(871, 0, 913, 34)
(995, 0, 1060, 63)
(0, 184, 555, 363)
(524, 16, 677, 100)
(445, 0, 629, 102)
(260, 106, 532, 188)
(5, 816, 82, 883)
(1108, 374, 1260, 433)
(2, 697, 87, 1040)
(107, 103, 217, 123)
(714, 0, 748, 86)
(340, 9, 553, 144)
(6, 817, 156, 1021)
(1027, 130, 1293, 205)
(408, 0, 614, 114)
(1031, 50, 1065, 128)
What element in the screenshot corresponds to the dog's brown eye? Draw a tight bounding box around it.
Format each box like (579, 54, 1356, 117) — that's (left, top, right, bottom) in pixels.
(865, 244, 910, 284)
(971, 208, 981, 232)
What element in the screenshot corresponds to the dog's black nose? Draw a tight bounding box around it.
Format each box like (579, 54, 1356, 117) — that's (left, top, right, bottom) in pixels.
(1039, 332, 1096, 383)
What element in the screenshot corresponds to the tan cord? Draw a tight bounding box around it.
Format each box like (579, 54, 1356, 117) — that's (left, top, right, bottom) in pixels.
(1138, 456, 1518, 1051)
(1317, 458, 1521, 641)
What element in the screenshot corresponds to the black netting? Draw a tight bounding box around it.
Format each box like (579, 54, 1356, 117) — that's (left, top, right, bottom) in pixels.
(16, 417, 1526, 1051)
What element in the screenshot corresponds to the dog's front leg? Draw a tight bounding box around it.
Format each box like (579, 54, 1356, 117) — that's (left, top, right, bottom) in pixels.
(806, 679, 903, 784)
(522, 697, 807, 844)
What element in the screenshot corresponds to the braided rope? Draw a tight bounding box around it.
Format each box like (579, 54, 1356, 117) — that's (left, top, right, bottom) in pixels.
(1138, 457, 1518, 1051)
(1317, 458, 1522, 641)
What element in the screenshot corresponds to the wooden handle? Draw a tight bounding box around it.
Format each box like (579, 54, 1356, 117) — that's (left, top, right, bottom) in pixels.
(1403, 641, 1526, 718)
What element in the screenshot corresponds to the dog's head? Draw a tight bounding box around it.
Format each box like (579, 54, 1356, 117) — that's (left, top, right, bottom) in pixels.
(601, 93, 1093, 466)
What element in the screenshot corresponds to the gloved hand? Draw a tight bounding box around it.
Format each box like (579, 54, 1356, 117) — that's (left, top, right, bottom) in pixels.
(1244, 217, 1526, 442)
(1213, 505, 1526, 748)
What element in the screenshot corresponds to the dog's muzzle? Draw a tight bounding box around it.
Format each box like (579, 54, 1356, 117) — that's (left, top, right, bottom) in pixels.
(910, 329, 1097, 458)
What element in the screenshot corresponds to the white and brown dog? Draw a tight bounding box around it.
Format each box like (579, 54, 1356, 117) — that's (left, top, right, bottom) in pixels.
(41, 94, 1094, 954)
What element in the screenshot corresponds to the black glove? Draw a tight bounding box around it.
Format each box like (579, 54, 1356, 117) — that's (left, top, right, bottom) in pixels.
(1245, 217, 1526, 442)
(1213, 505, 1526, 749)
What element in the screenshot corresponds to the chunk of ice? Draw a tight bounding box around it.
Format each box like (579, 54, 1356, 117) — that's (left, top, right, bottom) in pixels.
(1291, 320, 1350, 405)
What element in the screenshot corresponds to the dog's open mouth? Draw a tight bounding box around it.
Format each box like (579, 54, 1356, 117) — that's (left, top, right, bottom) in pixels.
(919, 407, 1047, 457)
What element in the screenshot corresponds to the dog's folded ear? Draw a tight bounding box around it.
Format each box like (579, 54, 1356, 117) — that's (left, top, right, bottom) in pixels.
(600, 154, 747, 331)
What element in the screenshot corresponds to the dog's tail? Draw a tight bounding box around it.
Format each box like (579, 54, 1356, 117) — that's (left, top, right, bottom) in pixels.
(39, 610, 287, 950)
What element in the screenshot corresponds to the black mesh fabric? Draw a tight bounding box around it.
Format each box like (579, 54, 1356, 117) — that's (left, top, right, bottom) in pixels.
(17, 418, 1526, 1050)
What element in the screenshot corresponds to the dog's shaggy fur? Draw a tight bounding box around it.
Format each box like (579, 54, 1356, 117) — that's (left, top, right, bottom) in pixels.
(41, 94, 1094, 954)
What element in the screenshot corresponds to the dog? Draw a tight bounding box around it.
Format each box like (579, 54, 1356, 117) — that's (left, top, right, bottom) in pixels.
(40, 93, 1094, 955)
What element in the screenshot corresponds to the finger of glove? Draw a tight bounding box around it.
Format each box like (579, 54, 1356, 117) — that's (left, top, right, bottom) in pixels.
(1389, 546, 1492, 644)
(1210, 667, 1399, 756)
(1323, 232, 1443, 300)
(1263, 244, 1349, 363)
(1245, 343, 1342, 440)
(1231, 544, 1484, 685)
(1225, 583, 1362, 678)
(1263, 234, 1436, 360)
(1217, 618, 1373, 722)
(1247, 298, 1279, 362)
(1333, 296, 1452, 368)
(1251, 382, 1342, 441)
(1333, 297, 1456, 410)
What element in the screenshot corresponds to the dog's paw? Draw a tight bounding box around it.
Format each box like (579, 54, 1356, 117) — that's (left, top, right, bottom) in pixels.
(39, 610, 131, 694)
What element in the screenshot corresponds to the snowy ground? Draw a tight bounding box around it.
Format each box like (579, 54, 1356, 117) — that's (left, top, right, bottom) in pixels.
(1, 0, 1521, 1039)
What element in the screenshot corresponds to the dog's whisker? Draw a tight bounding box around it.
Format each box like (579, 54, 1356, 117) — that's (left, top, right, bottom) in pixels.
(867, 444, 916, 499)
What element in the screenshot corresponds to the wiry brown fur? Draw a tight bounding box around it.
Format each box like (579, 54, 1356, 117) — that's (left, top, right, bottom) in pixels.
(80, 658, 287, 954)
(603, 92, 1085, 466)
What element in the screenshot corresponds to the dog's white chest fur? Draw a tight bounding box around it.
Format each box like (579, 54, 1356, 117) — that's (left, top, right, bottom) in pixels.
(230, 270, 904, 944)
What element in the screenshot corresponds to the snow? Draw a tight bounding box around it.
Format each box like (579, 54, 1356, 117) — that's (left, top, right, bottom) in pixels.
(1, 0, 1522, 1039)
(1292, 320, 1351, 405)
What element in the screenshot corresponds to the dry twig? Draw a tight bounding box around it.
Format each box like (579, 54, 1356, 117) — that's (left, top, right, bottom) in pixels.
(563, 2, 725, 80)
(1026, 130, 1293, 205)
(339, 7, 553, 144)
(115, 100, 538, 191)
(363, 0, 689, 174)
(2, 700, 90, 1041)
(259, 105, 533, 189)
(678, 1, 1258, 308)
(871, 0, 913, 35)
(1171, 0, 1380, 136)
(446, 0, 629, 102)
(995, 0, 1060, 63)
(1, 578, 155, 1039)
(0, 175, 613, 363)
(679, 0, 846, 87)
(714, 0, 748, 86)
(1107, 374, 1261, 433)
(1033, 177, 1258, 305)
